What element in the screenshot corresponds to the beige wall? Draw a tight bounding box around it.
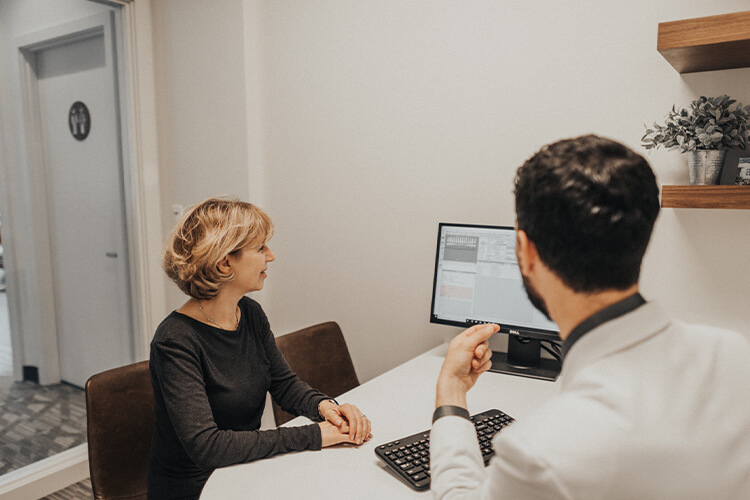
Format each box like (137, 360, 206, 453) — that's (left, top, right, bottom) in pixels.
(151, 0, 253, 308)
(0, 0, 744, 486)
(2, 0, 750, 387)
(151, 0, 750, 383)
(249, 0, 750, 382)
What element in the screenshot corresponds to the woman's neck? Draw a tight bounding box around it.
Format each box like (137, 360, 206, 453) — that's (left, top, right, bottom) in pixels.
(181, 293, 242, 330)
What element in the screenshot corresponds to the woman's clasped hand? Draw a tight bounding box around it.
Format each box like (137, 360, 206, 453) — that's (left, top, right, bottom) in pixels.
(318, 400, 372, 446)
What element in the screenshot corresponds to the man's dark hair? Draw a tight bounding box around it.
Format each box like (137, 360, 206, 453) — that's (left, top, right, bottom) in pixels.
(514, 134, 660, 293)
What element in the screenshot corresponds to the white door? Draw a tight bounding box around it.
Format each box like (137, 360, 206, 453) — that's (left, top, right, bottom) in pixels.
(31, 14, 133, 386)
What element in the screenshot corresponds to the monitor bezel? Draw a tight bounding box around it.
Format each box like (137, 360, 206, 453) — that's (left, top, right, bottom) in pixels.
(429, 222, 561, 342)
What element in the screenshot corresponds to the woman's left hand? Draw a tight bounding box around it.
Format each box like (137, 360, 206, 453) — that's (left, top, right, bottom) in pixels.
(319, 401, 371, 445)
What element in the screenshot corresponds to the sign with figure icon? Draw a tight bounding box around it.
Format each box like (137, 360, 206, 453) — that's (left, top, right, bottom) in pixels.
(68, 101, 90, 141)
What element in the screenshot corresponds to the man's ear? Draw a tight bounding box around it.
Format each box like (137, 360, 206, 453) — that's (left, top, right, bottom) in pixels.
(515, 229, 539, 274)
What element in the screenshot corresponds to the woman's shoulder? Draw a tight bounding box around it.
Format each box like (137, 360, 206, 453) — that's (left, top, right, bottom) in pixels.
(152, 311, 204, 347)
(238, 296, 268, 322)
(238, 296, 272, 336)
(239, 295, 262, 312)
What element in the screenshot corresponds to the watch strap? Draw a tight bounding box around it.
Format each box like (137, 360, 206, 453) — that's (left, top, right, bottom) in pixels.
(432, 405, 470, 423)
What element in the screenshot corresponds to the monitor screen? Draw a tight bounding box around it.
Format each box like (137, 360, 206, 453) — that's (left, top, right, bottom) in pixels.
(430, 223, 559, 341)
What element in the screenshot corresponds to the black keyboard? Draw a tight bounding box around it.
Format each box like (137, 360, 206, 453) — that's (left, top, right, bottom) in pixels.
(374, 408, 514, 490)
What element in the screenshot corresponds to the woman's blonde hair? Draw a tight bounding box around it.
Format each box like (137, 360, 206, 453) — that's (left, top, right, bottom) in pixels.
(162, 197, 274, 299)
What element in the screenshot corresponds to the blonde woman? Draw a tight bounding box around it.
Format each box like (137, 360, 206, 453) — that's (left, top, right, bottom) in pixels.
(148, 197, 371, 500)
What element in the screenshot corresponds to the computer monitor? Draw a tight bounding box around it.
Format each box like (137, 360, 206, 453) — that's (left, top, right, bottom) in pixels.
(430, 223, 561, 381)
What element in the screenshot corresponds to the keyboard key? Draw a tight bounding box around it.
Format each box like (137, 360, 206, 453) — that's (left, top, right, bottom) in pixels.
(406, 466, 424, 476)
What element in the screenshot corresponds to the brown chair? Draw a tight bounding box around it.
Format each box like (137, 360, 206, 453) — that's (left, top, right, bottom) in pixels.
(273, 321, 360, 426)
(85, 360, 154, 500)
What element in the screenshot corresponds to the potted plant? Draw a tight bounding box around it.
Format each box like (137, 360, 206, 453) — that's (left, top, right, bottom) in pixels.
(642, 95, 750, 185)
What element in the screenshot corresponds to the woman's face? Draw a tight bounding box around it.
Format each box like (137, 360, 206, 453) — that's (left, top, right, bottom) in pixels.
(228, 240, 275, 293)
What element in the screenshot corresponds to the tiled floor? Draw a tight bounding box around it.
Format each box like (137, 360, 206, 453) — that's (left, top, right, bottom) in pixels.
(0, 376, 87, 476)
(0, 289, 90, 489)
(0, 291, 95, 497)
(0, 375, 93, 498)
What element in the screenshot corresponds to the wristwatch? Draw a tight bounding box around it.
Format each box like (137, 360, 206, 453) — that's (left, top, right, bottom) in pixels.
(432, 405, 470, 423)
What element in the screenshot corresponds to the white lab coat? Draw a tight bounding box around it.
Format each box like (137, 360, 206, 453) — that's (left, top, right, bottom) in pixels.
(430, 302, 750, 499)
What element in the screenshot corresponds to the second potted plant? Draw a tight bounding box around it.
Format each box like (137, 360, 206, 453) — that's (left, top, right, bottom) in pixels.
(642, 95, 750, 185)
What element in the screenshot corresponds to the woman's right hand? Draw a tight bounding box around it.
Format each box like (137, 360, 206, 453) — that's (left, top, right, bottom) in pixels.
(319, 421, 372, 447)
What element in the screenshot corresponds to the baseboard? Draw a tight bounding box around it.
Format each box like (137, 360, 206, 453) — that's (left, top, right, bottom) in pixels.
(0, 443, 89, 500)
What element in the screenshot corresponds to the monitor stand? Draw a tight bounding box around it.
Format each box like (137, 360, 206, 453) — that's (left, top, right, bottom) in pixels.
(489, 335, 560, 381)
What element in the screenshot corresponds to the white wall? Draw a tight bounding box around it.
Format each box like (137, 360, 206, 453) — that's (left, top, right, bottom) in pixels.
(1, 0, 746, 391)
(249, 0, 750, 383)
(151, 0, 252, 309)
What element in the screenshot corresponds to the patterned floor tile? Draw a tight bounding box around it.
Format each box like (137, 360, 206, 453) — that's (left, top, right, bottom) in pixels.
(0, 378, 87, 476)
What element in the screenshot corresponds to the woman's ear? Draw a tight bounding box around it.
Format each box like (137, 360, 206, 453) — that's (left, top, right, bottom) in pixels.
(217, 255, 231, 275)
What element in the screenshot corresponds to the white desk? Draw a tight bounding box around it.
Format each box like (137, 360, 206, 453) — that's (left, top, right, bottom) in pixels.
(200, 344, 558, 499)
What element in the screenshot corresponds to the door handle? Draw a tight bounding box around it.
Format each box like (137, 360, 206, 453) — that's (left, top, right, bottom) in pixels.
(106, 252, 118, 258)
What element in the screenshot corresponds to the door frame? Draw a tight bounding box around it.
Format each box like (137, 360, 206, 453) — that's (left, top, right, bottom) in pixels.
(21, 10, 135, 386)
(9, 0, 165, 384)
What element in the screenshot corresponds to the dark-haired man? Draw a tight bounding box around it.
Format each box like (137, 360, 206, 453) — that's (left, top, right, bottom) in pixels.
(430, 135, 750, 499)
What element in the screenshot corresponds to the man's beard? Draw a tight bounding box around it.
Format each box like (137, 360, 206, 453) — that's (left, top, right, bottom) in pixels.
(521, 273, 552, 321)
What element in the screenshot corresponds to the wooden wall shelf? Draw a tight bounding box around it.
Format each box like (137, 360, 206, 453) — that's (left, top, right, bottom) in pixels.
(657, 10, 750, 73)
(661, 185, 750, 209)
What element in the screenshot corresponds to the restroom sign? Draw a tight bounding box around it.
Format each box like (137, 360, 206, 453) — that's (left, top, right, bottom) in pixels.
(69, 101, 91, 141)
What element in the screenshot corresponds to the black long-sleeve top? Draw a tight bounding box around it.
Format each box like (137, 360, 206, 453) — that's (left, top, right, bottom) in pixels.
(147, 297, 328, 500)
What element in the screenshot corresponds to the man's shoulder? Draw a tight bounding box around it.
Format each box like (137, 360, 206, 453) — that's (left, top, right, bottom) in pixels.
(493, 391, 625, 483)
(671, 321, 750, 378)
(674, 320, 749, 345)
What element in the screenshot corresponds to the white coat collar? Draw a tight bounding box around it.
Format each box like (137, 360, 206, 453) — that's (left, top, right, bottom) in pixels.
(558, 302, 671, 390)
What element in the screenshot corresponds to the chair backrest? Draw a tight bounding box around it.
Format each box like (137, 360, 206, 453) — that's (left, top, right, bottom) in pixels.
(273, 321, 359, 426)
(85, 360, 153, 500)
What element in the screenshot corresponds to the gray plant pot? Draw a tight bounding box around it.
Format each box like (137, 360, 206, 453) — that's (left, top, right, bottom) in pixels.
(687, 150, 727, 185)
